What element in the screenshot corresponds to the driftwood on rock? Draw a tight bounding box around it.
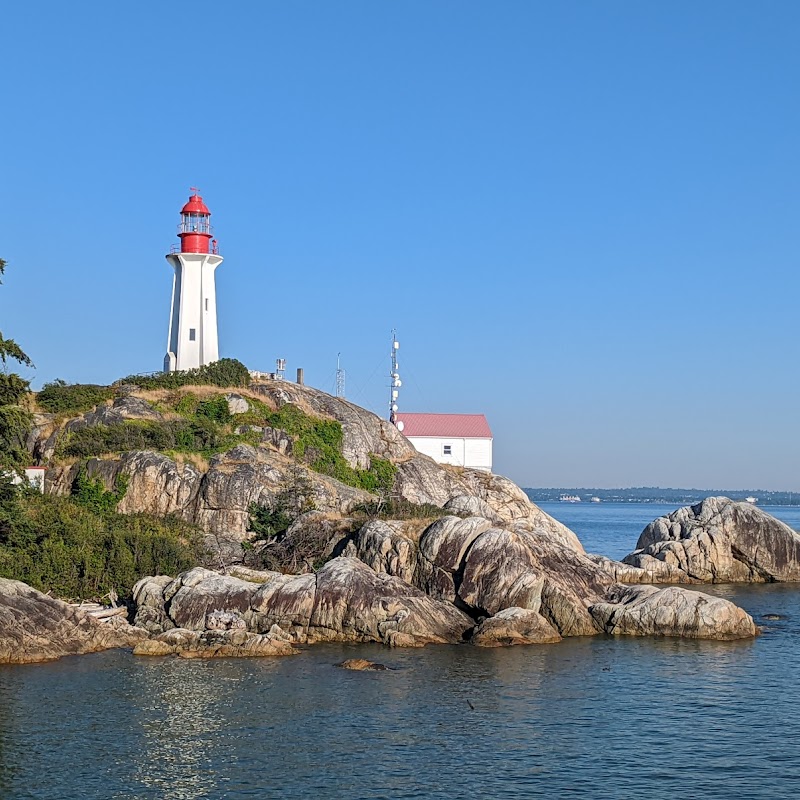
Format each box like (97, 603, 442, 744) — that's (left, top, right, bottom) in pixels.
(0, 578, 148, 664)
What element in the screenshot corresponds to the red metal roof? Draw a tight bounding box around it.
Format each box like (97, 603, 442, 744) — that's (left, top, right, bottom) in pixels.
(181, 192, 211, 215)
(396, 413, 492, 438)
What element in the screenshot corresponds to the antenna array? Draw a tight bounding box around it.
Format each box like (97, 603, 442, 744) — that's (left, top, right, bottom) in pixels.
(389, 330, 403, 430)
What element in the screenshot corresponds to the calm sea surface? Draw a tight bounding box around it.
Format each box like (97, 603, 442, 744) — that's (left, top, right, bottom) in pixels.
(2, 503, 800, 799)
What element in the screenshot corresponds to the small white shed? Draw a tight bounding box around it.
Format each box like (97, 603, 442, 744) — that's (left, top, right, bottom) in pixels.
(396, 413, 493, 472)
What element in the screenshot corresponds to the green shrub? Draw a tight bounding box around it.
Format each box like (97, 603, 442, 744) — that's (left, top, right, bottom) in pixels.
(0, 492, 203, 600)
(37, 380, 114, 415)
(248, 502, 294, 541)
(196, 395, 231, 424)
(72, 468, 129, 514)
(116, 358, 250, 391)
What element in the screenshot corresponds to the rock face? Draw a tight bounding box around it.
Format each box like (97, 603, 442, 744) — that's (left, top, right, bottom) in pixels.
(347, 513, 607, 636)
(136, 557, 474, 648)
(623, 497, 800, 583)
(590, 584, 758, 640)
(0, 578, 147, 664)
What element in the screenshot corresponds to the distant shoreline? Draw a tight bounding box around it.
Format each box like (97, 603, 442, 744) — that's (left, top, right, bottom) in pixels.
(525, 488, 800, 506)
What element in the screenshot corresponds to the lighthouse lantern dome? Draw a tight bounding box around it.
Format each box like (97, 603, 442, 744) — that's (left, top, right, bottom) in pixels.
(178, 189, 213, 254)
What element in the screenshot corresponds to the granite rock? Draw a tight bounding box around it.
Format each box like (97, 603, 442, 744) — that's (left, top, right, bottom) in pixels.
(590, 584, 758, 640)
(623, 497, 800, 583)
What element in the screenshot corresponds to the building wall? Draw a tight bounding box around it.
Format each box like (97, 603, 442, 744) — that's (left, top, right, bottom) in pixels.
(406, 436, 492, 472)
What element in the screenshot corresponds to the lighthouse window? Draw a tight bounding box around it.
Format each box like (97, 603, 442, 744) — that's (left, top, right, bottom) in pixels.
(205, 299, 208, 311)
(189, 328, 196, 341)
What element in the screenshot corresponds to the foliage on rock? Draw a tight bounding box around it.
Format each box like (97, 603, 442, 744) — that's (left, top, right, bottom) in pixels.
(117, 358, 250, 390)
(36, 380, 115, 415)
(0, 490, 203, 601)
(72, 467, 129, 514)
(55, 417, 260, 460)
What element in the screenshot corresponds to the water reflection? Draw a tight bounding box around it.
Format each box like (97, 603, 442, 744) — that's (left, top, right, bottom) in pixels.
(120, 658, 252, 799)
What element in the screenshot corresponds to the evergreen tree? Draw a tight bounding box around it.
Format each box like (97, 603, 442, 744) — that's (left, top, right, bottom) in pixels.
(0, 258, 34, 474)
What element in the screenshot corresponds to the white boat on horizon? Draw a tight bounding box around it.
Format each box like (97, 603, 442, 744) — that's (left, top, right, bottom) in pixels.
(559, 494, 582, 503)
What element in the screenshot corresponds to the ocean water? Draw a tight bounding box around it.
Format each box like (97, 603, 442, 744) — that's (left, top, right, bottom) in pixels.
(1, 503, 800, 799)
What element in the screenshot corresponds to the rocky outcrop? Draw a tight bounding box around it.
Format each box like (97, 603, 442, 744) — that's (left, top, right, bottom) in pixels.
(469, 607, 562, 647)
(33, 381, 583, 556)
(137, 557, 474, 647)
(416, 516, 611, 636)
(622, 497, 800, 583)
(47, 445, 371, 549)
(0, 578, 148, 664)
(589, 584, 758, 640)
(134, 513, 764, 647)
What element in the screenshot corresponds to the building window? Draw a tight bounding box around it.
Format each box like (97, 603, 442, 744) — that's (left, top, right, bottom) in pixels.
(205, 298, 208, 311)
(189, 328, 196, 341)
(443, 444, 452, 456)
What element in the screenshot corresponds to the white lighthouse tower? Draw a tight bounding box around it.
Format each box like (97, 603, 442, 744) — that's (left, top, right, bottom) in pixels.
(163, 189, 223, 372)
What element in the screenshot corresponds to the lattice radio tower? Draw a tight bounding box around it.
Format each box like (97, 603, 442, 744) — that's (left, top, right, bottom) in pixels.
(336, 353, 346, 398)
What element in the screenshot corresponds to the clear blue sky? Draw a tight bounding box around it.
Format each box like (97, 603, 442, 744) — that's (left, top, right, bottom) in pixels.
(2, 1, 798, 490)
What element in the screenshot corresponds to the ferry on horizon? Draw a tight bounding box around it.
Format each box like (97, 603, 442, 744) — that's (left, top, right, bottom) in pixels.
(559, 494, 582, 503)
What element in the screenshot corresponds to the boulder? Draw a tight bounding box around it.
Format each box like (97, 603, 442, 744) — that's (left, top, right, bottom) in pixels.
(336, 658, 389, 671)
(470, 607, 562, 647)
(623, 497, 800, 583)
(253, 557, 474, 646)
(585, 554, 697, 584)
(131, 575, 175, 633)
(417, 520, 612, 636)
(133, 627, 295, 658)
(0, 578, 148, 664)
(349, 519, 418, 585)
(160, 569, 261, 631)
(589, 584, 757, 640)
(226, 393, 250, 415)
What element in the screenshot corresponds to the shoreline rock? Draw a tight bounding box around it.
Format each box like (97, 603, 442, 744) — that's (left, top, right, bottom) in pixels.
(0, 578, 148, 664)
(590, 584, 758, 640)
(623, 497, 800, 583)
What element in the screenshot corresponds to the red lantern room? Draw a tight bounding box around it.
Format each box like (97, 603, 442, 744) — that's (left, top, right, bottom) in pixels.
(177, 189, 217, 254)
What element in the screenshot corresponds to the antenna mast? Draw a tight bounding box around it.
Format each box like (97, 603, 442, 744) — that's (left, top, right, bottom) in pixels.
(389, 330, 403, 430)
(336, 353, 346, 398)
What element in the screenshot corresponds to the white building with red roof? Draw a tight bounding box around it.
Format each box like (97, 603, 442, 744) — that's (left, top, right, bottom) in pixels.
(395, 413, 493, 472)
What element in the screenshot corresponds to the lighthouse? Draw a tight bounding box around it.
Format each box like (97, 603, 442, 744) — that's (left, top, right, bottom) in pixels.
(163, 190, 223, 372)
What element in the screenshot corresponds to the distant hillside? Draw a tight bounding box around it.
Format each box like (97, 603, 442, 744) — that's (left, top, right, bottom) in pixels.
(524, 487, 800, 506)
